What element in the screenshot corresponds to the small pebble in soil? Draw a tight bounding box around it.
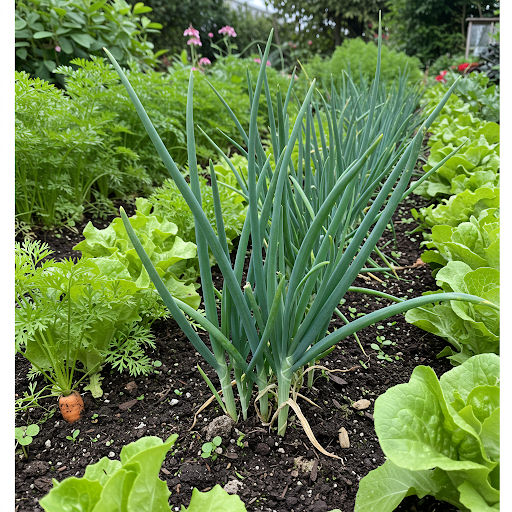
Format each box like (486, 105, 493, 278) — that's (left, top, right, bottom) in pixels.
(170, 399, 179, 406)
(108, 452, 115, 458)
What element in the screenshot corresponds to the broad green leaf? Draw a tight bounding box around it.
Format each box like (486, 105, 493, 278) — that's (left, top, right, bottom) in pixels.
(16, 48, 28, 59)
(57, 36, 74, 54)
(70, 33, 96, 48)
(355, 461, 460, 512)
(466, 386, 499, 424)
(376, 365, 476, 470)
(440, 354, 499, 403)
(93, 464, 140, 512)
(458, 481, 499, 511)
(15, 19, 27, 30)
(480, 408, 499, 463)
(39, 478, 103, 512)
(181, 485, 247, 512)
(119, 435, 177, 511)
(33, 31, 54, 39)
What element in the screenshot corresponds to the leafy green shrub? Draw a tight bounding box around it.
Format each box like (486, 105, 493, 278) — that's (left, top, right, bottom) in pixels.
(355, 353, 500, 511)
(73, 209, 201, 308)
(302, 38, 423, 88)
(15, 0, 165, 85)
(421, 208, 499, 272)
(15, 240, 164, 397)
(39, 434, 248, 511)
(405, 261, 499, 365)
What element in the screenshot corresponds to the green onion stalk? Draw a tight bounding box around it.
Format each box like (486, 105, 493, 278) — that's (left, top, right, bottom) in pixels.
(104, 16, 499, 436)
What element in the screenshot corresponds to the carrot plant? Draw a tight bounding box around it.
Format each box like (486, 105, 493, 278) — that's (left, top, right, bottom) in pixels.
(105, 18, 498, 441)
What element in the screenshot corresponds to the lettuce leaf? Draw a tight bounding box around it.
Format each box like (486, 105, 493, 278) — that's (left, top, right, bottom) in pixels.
(40, 435, 178, 512)
(405, 262, 499, 363)
(74, 210, 200, 310)
(355, 354, 500, 512)
(419, 187, 499, 229)
(421, 208, 499, 271)
(181, 485, 247, 512)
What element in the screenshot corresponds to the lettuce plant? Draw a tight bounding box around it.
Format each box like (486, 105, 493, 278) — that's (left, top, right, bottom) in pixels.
(39, 434, 247, 511)
(414, 132, 499, 199)
(74, 209, 201, 311)
(421, 208, 499, 271)
(405, 262, 499, 365)
(135, 155, 248, 255)
(414, 186, 499, 230)
(355, 353, 500, 512)
(103, 23, 498, 441)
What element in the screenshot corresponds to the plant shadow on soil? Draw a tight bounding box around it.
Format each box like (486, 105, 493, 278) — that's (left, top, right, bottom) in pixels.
(15, 196, 459, 512)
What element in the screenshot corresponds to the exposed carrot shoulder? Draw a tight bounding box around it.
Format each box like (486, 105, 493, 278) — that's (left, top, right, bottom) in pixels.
(59, 391, 84, 424)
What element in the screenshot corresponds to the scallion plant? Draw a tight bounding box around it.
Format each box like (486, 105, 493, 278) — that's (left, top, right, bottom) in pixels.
(104, 16, 499, 439)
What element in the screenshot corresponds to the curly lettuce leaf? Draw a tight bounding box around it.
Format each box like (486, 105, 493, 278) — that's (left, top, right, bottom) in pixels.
(419, 187, 499, 230)
(422, 208, 499, 270)
(74, 211, 200, 309)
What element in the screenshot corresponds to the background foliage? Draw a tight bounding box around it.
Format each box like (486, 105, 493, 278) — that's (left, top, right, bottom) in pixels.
(384, 0, 500, 66)
(15, 0, 165, 86)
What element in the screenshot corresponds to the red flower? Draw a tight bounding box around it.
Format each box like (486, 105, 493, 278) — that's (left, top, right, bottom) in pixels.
(435, 75, 447, 83)
(458, 63, 470, 72)
(439, 70, 448, 76)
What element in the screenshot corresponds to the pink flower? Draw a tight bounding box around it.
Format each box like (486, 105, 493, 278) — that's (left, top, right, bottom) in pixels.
(55, 46, 61, 52)
(192, 67, 199, 71)
(308, 40, 312, 45)
(198, 57, 211, 66)
(266, 60, 271, 66)
(254, 58, 261, 64)
(184, 25, 200, 38)
(292, 44, 297, 48)
(219, 25, 237, 37)
(208, 32, 213, 38)
(288, 41, 292, 46)
(187, 37, 202, 46)
(440, 70, 448, 76)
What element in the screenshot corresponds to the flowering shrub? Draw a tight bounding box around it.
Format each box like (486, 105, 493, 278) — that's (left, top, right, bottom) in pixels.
(219, 25, 237, 37)
(435, 70, 448, 83)
(213, 25, 238, 56)
(254, 58, 271, 67)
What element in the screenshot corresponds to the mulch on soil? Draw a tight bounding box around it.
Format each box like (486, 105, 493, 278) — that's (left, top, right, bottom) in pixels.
(15, 195, 459, 512)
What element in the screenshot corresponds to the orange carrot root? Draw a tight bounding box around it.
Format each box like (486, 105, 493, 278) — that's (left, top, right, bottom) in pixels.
(59, 391, 85, 424)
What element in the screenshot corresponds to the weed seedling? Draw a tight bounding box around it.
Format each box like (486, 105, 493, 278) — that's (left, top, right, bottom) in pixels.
(371, 335, 398, 362)
(15, 424, 40, 458)
(66, 429, 80, 443)
(201, 436, 222, 461)
(236, 433, 245, 448)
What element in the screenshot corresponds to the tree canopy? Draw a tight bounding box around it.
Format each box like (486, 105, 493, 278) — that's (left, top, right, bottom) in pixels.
(267, 0, 387, 51)
(384, 0, 500, 65)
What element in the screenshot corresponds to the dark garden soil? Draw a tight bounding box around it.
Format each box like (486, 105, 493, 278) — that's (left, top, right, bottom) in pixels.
(15, 195, 460, 512)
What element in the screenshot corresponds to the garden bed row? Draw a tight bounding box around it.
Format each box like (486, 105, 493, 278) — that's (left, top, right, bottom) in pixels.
(15, 195, 458, 512)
